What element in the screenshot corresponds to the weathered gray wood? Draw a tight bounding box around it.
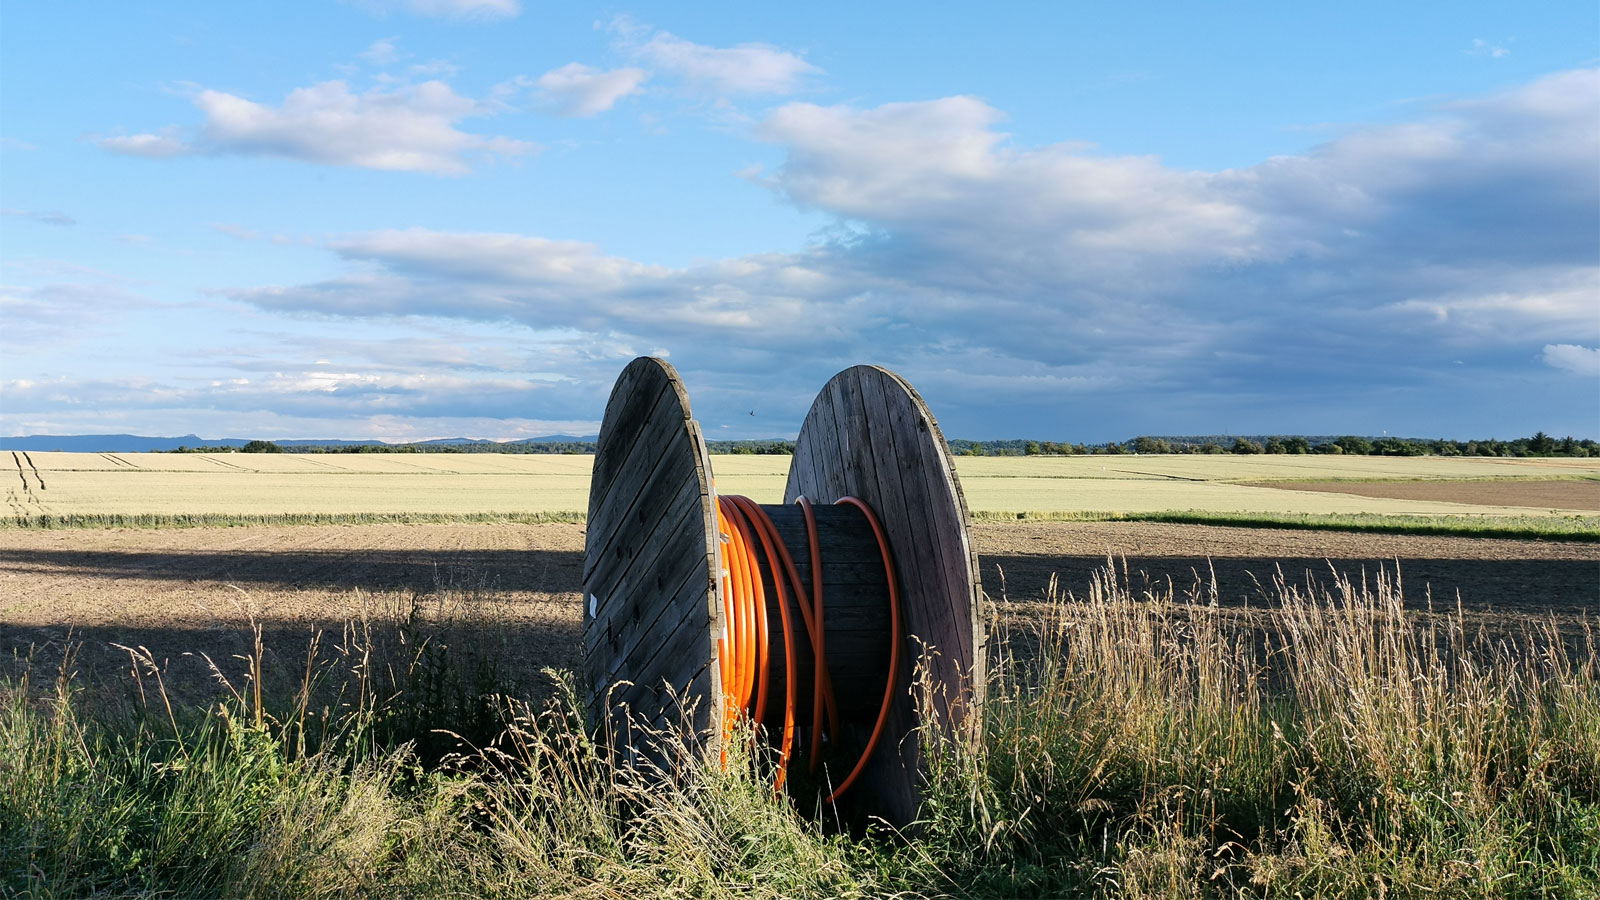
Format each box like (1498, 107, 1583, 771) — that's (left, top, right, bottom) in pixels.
(583, 402, 685, 579)
(867, 370, 979, 719)
(583, 358, 722, 743)
(584, 477, 711, 704)
(784, 365, 983, 828)
(881, 368, 986, 720)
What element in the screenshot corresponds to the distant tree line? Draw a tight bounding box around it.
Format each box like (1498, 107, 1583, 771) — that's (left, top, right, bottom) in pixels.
(704, 440, 796, 455)
(172, 440, 287, 453)
(166, 432, 1592, 458)
(949, 432, 1596, 458)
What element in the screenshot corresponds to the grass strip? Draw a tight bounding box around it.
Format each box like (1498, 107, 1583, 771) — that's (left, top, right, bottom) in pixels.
(1, 510, 586, 530)
(970, 508, 1600, 540)
(8, 508, 1598, 541)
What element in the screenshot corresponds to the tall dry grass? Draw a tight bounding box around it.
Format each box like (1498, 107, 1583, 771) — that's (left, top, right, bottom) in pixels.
(4, 562, 1597, 897)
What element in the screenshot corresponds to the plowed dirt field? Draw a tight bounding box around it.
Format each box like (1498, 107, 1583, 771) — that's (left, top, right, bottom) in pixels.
(4, 521, 1594, 704)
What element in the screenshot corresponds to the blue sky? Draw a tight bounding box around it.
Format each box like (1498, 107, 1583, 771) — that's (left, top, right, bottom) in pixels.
(2, 1, 1596, 442)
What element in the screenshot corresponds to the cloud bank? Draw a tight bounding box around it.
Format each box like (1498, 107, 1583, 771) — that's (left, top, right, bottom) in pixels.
(193, 68, 1597, 437)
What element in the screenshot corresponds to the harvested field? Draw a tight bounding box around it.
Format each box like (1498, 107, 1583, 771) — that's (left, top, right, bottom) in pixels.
(9, 452, 1600, 523)
(1252, 477, 1600, 511)
(5, 521, 1594, 704)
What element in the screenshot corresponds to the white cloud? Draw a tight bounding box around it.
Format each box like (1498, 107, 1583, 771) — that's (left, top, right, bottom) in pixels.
(760, 95, 1264, 282)
(1467, 38, 1510, 59)
(96, 129, 188, 158)
(334, 228, 666, 287)
(612, 18, 820, 96)
(361, 37, 401, 65)
(1387, 270, 1600, 342)
(100, 80, 536, 175)
(533, 63, 648, 116)
(1543, 344, 1600, 376)
(356, 0, 520, 22)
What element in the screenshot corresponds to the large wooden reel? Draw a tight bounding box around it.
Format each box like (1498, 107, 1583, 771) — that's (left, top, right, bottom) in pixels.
(784, 365, 985, 824)
(582, 358, 983, 826)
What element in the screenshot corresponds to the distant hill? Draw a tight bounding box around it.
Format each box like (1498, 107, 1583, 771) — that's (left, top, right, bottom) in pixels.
(0, 433, 599, 452)
(0, 434, 230, 452)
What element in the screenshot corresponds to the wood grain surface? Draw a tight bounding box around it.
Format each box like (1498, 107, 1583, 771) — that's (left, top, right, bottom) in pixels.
(785, 365, 984, 827)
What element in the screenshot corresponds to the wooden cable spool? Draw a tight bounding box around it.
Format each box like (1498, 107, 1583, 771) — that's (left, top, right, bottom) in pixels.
(581, 357, 984, 826)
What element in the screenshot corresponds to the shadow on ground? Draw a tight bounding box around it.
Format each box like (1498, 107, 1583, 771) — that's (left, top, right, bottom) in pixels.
(980, 553, 1599, 622)
(4, 543, 1595, 709)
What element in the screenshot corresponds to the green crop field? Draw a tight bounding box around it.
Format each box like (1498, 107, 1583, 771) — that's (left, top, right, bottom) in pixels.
(6, 451, 1597, 522)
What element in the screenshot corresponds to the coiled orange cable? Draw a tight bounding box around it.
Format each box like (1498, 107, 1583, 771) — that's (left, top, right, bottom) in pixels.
(714, 492, 901, 802)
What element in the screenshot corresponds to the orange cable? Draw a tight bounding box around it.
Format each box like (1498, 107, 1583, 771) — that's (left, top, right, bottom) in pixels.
(713, 491, 901, 802)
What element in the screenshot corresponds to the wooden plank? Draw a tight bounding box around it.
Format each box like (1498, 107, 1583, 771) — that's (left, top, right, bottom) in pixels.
(873, 371, 970, 683)
(582, 357, 719, 736)
(881, 368, 985, 718)
(584, 476, 710, 682)
(609, 556, 714, 713)
(600, 415, 720, 740)
(586, 494, 708, 686)
(847, 368, 927, 824)
(584, 380, 685, 582)
(587, 362, 662, 523)
(684, 417, 723, 740)
(582, 444, 697, 658)
(583, 402, 696, 588)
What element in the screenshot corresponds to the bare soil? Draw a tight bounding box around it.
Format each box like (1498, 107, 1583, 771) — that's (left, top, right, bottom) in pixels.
(3, 521, 1594, 703)
(1247, 478, 1600, 511)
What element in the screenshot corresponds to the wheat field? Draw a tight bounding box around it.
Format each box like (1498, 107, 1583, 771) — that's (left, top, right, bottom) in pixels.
(4, 450, 1595, 521)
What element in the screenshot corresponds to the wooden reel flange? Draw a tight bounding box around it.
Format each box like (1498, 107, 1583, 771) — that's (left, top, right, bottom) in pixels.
(582, 357, 984, 826)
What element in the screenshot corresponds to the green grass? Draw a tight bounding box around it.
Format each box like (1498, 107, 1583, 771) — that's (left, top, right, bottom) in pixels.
(5, 565, 1598, 897)
(971, 508, 1600, 540)
(10, 507, 1598, 541)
